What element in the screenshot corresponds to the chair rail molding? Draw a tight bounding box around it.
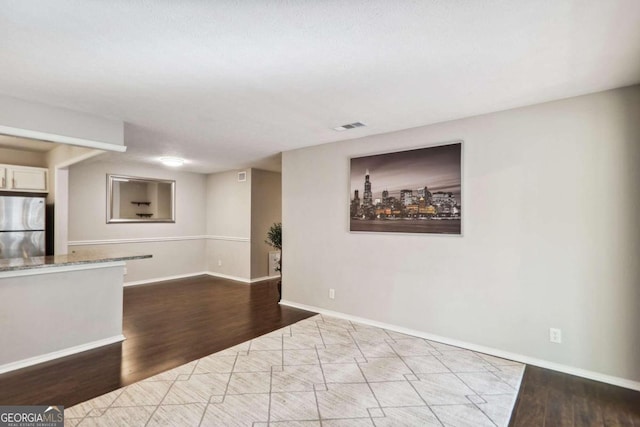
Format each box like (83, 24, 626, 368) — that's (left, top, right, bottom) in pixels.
(68, 235, 250, 246)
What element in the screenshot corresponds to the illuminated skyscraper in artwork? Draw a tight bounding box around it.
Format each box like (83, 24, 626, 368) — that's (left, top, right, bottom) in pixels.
(363, 169, 373, 208)
(362, 169, 374, 217)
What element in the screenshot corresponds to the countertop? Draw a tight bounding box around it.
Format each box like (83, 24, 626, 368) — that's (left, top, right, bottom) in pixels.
(0, 251, 152, 272)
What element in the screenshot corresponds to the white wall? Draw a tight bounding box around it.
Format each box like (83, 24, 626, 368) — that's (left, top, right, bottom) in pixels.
(68, 159, 207, 282)
(53, 169, 69, 255)
(205, 169, 252, 280)
(0, 264, 124, 369)
(251, 169, 282, 279)
(282, 85, 640, 384)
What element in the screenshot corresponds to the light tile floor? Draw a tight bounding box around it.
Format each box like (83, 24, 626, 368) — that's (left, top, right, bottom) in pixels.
(65, 314, 524, 426)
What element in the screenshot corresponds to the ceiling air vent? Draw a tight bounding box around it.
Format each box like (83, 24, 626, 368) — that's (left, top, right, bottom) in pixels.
(333, 121, 366, 131)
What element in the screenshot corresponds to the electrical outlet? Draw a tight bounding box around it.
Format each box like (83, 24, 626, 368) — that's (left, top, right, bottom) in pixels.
(329, 289, 335, 299)
(218, 259, 222, 267)
(549, 328, 562, 344)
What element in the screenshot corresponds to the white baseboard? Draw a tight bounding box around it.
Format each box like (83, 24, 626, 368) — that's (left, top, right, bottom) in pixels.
(249, 275, 281, 283)
(0, 335, 125, 374)
(125, 271, 280, 287)
(205, 271, 252, 284)
(205, 272, 280, 284)
(124, 271, 210, 287)
(280, 300, 640, 392)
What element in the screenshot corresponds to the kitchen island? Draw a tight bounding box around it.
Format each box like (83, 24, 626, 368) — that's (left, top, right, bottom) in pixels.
(0, 251, 151, 373)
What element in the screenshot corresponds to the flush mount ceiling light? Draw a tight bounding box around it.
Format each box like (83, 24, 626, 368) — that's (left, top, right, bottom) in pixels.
(159, 156, 185, 167)
(333, 121, 366, 131)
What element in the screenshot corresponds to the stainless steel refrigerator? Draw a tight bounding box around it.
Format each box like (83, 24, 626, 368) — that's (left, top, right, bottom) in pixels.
(0, 195, 46, 259)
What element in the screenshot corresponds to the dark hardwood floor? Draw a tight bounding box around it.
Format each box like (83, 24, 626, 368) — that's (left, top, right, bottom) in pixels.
(0, 274, 638, 426)
(0, 275, 314, 407)
(510, 366, 640, 426)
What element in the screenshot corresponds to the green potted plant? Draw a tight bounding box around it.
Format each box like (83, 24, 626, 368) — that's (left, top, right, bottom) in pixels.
(265, 222, 282, 300)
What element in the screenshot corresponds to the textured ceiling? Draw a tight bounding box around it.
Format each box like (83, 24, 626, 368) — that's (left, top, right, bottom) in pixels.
(1, 1, 639, 173)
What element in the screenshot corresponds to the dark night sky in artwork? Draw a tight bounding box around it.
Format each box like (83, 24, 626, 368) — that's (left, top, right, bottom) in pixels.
(350, 143, 461, 199)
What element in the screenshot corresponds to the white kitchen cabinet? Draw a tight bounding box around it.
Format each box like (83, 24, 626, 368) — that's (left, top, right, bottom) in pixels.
(0, 164, 48, 192)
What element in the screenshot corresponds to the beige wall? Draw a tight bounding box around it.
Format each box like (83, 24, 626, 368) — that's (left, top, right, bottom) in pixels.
(205, 239, 251, 281)
(205, 169, 252, 280)
(68, 162, 277, 283)
(70, 240, 206, 284)
(0, 147, 47, 167)
(46, 144, 103, 202)
(250, 169, 282, 279)
(206, 169, 252, 237)
(68, 159, 207, 282)
(282, 85, 640, 384)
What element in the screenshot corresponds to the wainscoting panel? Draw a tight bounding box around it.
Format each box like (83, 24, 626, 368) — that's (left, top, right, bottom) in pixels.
(69, 239, 207, 283)
(206, 238, 251, 282)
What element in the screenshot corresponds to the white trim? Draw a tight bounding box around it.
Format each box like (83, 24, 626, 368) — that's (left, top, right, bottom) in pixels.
(68, 235, 250, 246)
(205, 271, 251, 284)
(124, 271, 210, 287)
(205, 272, 277, 283)
(124, 272, 279, 287)
(69, 236, 207, 246)
(0, 334, 125, 374)
(0, 125, 127, 153)
(0, 261, 125, 278)
(279, 300, 640, 392)
(207, 235, 250, 242)
(53, 149, 104, 170)
(249, 275, 281, 283)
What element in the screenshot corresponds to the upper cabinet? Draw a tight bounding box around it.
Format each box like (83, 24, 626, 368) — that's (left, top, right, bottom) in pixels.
(0, 164, 48, 193)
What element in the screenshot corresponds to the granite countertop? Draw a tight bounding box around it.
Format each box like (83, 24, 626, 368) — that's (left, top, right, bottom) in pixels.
(0, 250, 152, 272)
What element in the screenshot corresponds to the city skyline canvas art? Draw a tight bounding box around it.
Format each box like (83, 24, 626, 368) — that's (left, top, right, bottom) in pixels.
(349, 142, 462, 234)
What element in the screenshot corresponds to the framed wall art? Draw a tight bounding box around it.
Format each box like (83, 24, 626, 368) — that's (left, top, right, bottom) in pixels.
(349, 141, 462, 235)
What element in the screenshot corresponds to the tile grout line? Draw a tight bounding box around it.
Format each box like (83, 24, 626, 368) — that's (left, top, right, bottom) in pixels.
(387, 334, 446, 427)
(143, 375, 183, 427)
(80, 384, 126, 421)
(265, 334, 283, 424)
(349, 328, 389, 426)
(70, 313, 525, 427)
(430, 351, 501, 427)
(197, 351, 240, 427)
(313, 318, 328, 426)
